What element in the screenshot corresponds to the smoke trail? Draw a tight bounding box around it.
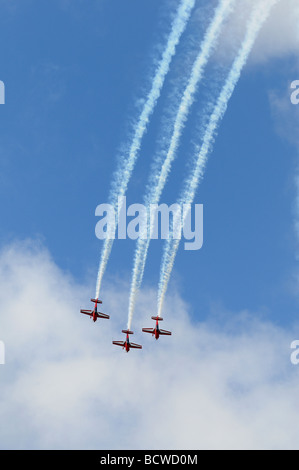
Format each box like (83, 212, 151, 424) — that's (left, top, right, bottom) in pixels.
(94, 0, 195, 299)
(127, 0, 236, 329)
(157, 0, 280, 317)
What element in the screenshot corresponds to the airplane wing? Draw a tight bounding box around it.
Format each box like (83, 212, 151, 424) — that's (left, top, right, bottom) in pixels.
(142, 328, 154, 334)
(130, 342, 142, 349)
(97, 312, 110, 319)
(81, 310, 92, 315)
(159, 329, 172, 336)
(112, 341, 125, 347)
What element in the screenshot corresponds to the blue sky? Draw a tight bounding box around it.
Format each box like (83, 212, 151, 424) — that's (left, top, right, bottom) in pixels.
(0, 0, 297, 324)
(0, 0, 299, 450)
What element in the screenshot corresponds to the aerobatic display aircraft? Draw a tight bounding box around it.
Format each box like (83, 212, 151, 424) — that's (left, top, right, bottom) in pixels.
(142, 316, 172, 340)
(80, 298, 110, 322)
(112, 330, 142, 352)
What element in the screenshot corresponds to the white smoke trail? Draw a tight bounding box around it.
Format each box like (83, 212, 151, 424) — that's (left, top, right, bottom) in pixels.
(157, 0, 280, 317)
(127, 0, 236, 329)
(95, 0, 195, 299)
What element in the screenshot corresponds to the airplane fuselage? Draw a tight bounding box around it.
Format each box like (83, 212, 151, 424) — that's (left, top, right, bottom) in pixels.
(125, 336, 130, 352)
(154, 321, 160, 339)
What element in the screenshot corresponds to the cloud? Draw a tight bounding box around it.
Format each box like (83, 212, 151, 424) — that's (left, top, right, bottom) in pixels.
(215, 0, 299, 65)
(0, 240, 298, 449)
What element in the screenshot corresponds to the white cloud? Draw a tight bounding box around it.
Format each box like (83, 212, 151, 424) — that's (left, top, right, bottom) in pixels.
(0, 240, 298, 449)
(215, 0, 299, 65)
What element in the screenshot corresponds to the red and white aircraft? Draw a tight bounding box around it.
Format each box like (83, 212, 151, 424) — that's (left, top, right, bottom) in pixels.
(80, 298, 110, 322)
(112, 330, 142, 352)
(142, 316, 171, 340)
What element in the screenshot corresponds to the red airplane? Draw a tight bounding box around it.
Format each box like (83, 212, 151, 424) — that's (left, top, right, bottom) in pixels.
(80, 298, 110, 322)
(112, 330, 142, 352)
(142, 316, 171, 340)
